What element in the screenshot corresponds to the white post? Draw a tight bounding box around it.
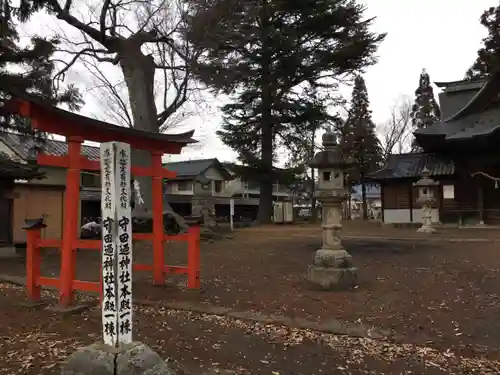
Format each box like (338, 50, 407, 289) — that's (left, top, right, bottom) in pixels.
(100, 142, 133, 347)
(229, 198, 234, 231)
(100, 142, 118, 347)
(115, 143, 133, 344)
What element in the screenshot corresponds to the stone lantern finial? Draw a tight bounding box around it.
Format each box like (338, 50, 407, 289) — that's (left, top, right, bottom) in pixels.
(322, 128, 337, 149)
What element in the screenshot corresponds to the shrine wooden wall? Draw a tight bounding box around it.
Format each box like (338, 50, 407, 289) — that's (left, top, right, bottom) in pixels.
(380, 179, 441, 224)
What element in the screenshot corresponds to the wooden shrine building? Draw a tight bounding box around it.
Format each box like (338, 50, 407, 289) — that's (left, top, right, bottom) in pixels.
(370, 71, 500, 226)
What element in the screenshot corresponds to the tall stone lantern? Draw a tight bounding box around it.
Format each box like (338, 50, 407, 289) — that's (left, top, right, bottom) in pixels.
(307, 130, 357, 290)
(414, 168, 439, 233)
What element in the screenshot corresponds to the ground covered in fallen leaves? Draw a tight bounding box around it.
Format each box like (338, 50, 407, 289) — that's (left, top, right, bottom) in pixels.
(1, 283, 500, 375)
(1, 223, 500, 374)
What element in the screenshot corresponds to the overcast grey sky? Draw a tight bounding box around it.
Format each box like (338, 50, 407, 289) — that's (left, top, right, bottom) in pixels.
(27, 0, 497, 163)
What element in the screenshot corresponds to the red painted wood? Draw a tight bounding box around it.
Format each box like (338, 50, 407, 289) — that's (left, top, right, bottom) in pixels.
(26, 229, 41, 301)
(152, 153, 165, 285)
(18, 98, 202, 306)
(38, 277, 60, 288)
(59, 138, 82, 307)
(187, 226, 201, 290)
(37, 154, 177, 178)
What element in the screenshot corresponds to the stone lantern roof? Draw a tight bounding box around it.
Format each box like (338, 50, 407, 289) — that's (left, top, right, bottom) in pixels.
(414, 167, 439, 187)
(308, 129, 352, 169)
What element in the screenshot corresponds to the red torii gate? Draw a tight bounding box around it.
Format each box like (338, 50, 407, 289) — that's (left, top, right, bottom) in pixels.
(6, 95, 200, 307)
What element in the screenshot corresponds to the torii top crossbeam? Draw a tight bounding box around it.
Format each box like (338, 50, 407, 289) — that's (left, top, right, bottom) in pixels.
(4, 93, 196, 154)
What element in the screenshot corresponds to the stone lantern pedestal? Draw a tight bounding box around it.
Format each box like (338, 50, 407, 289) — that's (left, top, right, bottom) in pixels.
(417, 196, 436, 233)
(307, 129, 357, 290)
(308, 192, 357, 290)
(414, 168, 439, 234)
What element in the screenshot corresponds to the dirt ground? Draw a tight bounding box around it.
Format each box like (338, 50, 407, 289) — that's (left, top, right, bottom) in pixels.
(1, 222, 500, 374)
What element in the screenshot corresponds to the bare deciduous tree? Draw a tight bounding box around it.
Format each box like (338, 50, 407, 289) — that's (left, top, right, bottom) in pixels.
(378, 95, 413, 161)
(80, 54, 210, 142)
(39, 0, 205, 217)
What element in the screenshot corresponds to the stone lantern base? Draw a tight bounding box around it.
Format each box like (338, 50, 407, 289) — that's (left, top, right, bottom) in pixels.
(417, 225, 436, 234)
(417, 202, 436, 234)
(307, 248, 357, 290)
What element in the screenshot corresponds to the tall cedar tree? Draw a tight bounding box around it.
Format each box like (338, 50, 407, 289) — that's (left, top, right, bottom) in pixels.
(342, 75, 381, 220)
(187, 0, 385, 223)
(410, 69, 440, 151)
(284, 88, 334, 221)
(466, 3, 500, 79)
(0, 2, 81, 137)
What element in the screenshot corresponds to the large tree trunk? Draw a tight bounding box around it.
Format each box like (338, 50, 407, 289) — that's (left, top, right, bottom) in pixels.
(258, 108, 274, 224)
(119, 46, 188, 230)
(256, 2, 274, 225)
(361, 176, 368, 221)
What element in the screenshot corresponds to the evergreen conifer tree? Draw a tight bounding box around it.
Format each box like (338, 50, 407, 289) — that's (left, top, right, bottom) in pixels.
(187, 0, 385, 223)
(466, 3, 500, 79)
(410, 69, 440, 150)
(342, 75, 381, 220)
(0, 1, 82, 136)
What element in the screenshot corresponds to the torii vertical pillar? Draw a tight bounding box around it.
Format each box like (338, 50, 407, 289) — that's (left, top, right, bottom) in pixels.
(152, 152, 165, 285)
(60, 136, 83, 306)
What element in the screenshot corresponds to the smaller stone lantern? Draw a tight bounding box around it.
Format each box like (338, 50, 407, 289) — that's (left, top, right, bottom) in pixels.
(307, 129, 357, 290)
(414, 167, 439, 233)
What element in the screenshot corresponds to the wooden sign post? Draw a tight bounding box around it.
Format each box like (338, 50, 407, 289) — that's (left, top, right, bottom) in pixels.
(100, 142, 133, 347)
(229, 198, 234, 231)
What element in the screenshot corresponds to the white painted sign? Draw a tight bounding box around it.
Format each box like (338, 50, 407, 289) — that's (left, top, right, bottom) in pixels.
(115, 143, 133, 344)
(100, 142, 118, 347)
(443, 184, 454, 199)
(100, 142, 133, 347)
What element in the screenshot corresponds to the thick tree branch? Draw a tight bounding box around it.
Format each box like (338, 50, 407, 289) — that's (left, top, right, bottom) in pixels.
(100, 0, 112, 36)
(44, 0, 118, 47)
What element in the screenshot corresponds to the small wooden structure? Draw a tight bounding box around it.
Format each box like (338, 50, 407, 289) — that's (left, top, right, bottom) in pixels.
(368, 153, 454, 225)
(4, 94, 200, 307)
(0, 152, 43, 244)
(370, 72, 500, 226)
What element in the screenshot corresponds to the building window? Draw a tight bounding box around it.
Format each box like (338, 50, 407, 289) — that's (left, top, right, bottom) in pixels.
(177, 181, 192, 191)
(214, 180, 222, 193)
(81, 173, 99, 188)
(323, 171, 331, 181)
(443, 184, 454, 199)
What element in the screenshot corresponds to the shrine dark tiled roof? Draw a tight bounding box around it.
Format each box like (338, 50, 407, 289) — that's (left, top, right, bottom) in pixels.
(0, 132, 100, 161)
(163, 158, 232, 181)
(414, 70, 500, 143)
(368, 153, 455, 181)
(164, 158, 218, 177)
(0, 152, 42, 179)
